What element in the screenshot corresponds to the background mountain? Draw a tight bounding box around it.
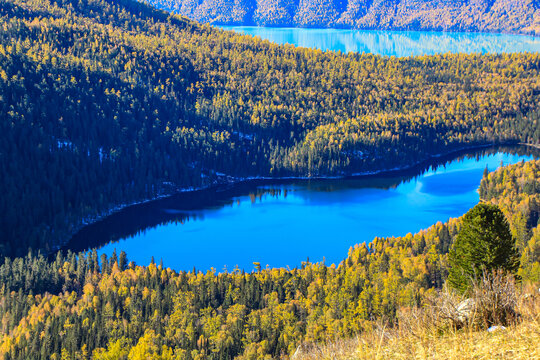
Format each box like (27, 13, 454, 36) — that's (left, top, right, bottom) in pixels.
(146, 0, 540, 35)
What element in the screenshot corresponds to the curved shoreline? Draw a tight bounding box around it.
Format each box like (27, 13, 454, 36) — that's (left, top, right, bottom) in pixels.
(61, 142, 540, 255)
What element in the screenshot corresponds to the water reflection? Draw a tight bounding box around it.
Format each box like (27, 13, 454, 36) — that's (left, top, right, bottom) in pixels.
(218, 26, 540, 56)
(66, 146, 539, 271)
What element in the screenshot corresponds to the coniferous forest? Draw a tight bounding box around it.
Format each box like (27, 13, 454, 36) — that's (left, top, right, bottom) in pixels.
(146, 0, 540, 35)
(0, 158, 539, 359)
(1, 0, 540, 358)
(1, 0, 540, 258)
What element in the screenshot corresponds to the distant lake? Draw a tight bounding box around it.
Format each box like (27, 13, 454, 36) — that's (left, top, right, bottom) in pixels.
(218, 26, 540, 56)
(67, 147, 538, 271)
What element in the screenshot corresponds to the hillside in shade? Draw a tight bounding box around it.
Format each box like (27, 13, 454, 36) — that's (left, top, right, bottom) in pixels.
(1, 0, 540, 258)
(146, 0, 540, 35)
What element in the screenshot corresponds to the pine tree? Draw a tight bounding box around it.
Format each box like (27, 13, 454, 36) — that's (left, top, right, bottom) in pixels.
(119, 251, 127, 271)
(447, 203, 520, 292)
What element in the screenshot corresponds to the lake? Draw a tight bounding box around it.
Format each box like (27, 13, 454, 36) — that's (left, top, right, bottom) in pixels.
(67, 147, 538, 271)
(218, 26, 540, 56)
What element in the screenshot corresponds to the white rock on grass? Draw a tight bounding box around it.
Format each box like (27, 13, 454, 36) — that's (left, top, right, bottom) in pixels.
(487, 325, 507, 333)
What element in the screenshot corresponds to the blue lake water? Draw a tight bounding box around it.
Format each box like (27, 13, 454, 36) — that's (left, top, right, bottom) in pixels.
(218, 26, 540, 56)
(68, 147, 538, 271)
(66, 29, 540, 271)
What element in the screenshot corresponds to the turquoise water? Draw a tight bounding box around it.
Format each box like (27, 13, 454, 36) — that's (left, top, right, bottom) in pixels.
(69, 148, 537, 271)
(218, 27, 540, 56)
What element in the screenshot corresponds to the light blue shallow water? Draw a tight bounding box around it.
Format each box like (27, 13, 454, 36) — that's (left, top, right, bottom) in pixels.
(218, 26, 540, 56)
(90, 150, 536, 271)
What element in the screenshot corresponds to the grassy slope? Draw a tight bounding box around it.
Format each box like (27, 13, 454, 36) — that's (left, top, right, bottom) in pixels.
(296, 291, 540, 359)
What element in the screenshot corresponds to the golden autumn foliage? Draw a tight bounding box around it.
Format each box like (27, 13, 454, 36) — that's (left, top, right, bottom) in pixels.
(1, 0, 540, 258)
(1, 158, 538, 359)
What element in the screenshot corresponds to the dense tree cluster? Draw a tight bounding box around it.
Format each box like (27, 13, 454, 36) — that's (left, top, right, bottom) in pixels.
(0, 223, 458, 359)
(1, 0, 540, 257)
(1, 158, 539, 359)
(480, 158, 540, 281)
(147, 0, 540, 35)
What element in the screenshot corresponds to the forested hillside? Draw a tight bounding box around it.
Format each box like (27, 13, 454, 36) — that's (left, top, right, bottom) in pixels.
(146, 0, 540, 35)
(1, 0, 540, 257)
(0, 159, 538, 359)
(480, 158, 540, 280)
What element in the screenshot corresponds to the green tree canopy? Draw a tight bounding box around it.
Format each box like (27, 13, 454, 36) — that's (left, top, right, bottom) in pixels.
(448, 203, 520, 292)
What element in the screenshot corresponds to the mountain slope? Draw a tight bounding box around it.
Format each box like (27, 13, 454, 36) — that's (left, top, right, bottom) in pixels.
(147, 0, 540, 35)
(1, 0, 540, 256)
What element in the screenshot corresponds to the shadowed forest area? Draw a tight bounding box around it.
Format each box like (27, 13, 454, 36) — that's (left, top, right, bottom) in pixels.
(1, 0, 540, 258)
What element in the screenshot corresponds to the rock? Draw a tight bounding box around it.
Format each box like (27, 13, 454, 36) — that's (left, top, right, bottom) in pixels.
(487, 325, 506, 333)
(456, 298, 476, 323)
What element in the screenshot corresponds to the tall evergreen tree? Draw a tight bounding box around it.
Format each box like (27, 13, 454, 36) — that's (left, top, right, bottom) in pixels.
(448, 203, 520, 292)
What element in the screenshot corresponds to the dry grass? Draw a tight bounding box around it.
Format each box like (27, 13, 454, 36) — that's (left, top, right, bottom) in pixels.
(294, 284, 540, 360)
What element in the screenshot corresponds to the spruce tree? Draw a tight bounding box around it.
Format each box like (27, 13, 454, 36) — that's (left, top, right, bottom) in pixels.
(448, 203, 520, 292)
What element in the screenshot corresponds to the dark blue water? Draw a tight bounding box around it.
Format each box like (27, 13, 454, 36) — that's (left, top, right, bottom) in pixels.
(218, 27, 540, 56)
(68, 148, 537, 271)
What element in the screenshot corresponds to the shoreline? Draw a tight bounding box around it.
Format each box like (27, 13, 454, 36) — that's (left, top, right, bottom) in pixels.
(217, 24, 540, 39)
(59, 142, 539, 254)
